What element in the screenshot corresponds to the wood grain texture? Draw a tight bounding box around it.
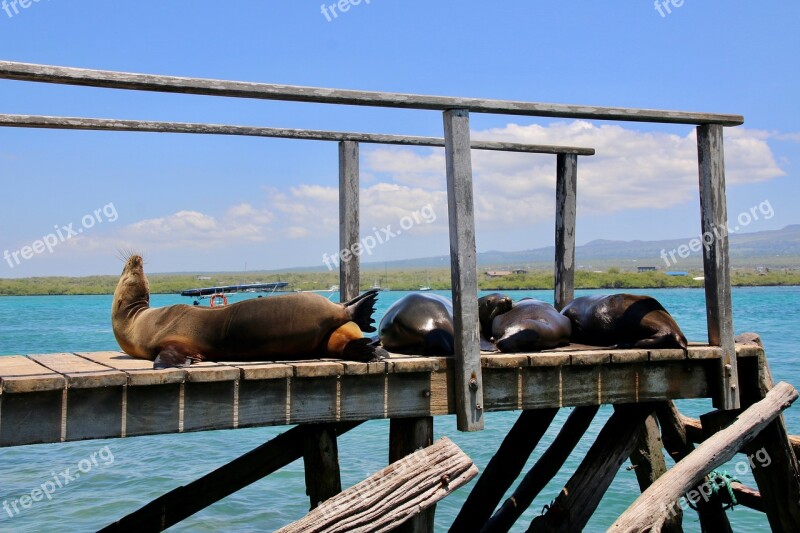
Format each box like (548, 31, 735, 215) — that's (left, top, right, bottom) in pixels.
(444, 109, 483, 432)
(390, 417, 435, 533)
(338, 140, 360, 302)
(277, 437, 478, 533)
(697, 123, 739, 410)
(610, 382, 798, 532)
(0, 61, 743, 125)
(554, 153, 577, 311)
(0, 114, 595, 155)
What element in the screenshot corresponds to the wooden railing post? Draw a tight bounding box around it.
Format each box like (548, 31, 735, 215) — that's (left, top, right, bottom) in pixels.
(697, 124, 739, 410)
(554, 153, 578, 311)
(443, 108, 483, 432)
(339, 140, 360, 301)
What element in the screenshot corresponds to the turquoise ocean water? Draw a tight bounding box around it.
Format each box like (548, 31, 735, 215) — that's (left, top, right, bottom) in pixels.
(0, 287, 797, 532)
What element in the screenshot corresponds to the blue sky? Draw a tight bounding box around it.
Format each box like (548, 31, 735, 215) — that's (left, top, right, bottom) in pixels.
(0, 1, 797, 277)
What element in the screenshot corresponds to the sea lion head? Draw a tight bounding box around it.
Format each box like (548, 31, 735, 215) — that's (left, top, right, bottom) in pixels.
(478, 293, 513, 339)
(112, 254, 150, 319)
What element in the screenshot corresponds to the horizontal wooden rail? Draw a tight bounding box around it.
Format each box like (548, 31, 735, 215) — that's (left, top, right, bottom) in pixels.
(0, 60, 743, 126)
(0, 114, 595, 155)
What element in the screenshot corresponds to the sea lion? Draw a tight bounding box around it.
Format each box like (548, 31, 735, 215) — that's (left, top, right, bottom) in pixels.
(560, 294, 688, 350)
(490, 298, 572, 352)
(112, 255, 384, 368)
(478, 293, 514, 341)
(378, 293, 455, 355)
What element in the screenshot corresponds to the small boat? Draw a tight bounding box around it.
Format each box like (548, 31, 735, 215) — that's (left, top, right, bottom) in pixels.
(419, 286, 432, 291)
(181, 282, 289, 306)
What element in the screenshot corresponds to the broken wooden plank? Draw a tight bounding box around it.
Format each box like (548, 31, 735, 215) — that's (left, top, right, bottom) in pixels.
(277, 437, 478, 532)
(609, 382, 798, 532)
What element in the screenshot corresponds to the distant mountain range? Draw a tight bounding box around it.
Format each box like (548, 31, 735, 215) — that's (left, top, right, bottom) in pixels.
(361, 225, 800, 271)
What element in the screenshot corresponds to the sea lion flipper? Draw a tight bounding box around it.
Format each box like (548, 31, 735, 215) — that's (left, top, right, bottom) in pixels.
(343, 289, 380, 333)
(480, 337, 498, 352)
(341, 338, 388, 362)
(154, 344, 204, 369)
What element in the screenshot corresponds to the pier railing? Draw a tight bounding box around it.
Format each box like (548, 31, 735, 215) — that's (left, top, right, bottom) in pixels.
(0, 60, 744, 430)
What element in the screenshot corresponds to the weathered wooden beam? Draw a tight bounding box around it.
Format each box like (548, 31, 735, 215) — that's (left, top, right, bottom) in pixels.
(99, 422, 361, 532)
(484, 405, 599, 533)
(303, 424, 344, 509)
(656, 401, 733, 532)
(277, 437, 478, 532)
(697, 123, 739, 410)
(554, 153, 577, 311)
(680, 414, 800, 463)
(452, 408, 559, 530)
(338, 140, 360, 301)
(0, 61, 744, 125)
(0, 114, 595, 155)
(609, 382, 798, 532)
(443, 109, 483, 432)
(528, 403, 655, 532)
(390, 417, 435, 533)
(629, 415, 683, 532)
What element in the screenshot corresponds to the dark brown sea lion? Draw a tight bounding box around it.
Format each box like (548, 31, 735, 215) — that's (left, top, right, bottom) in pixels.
(378, 293, 454, 355)
(478, 293, 513, 342)
(490, 298, 572, 352)
(112, 255, 384, 368)
(560, 294, 688, 350)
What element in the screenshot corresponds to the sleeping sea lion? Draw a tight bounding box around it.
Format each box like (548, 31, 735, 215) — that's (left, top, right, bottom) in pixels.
(490, 298, 572, 352)
(378, 293, 455, 355)
(560, 294, 688, 350)
(478, 293, 513, 343)
(112, 255, 384, 368)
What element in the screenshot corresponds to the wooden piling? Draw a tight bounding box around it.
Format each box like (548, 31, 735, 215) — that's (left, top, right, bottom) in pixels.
(390, 417, 435, 533)
(303, 424, 344, 509)
(451, 408, 559, 530)
(338, 140, 360, 301)
(554, 153, 577, 311)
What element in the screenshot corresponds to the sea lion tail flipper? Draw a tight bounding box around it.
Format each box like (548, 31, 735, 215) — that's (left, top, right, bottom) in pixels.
(154, 344, 204, 369)
(343, 289, 380, 333)
(480, 336, 498, 352)
(342, 338, 389, 362)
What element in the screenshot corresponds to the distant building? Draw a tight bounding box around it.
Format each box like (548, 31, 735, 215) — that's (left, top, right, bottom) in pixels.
(665, 271, 689, 276)
(196, 276, 212, 281)
(637, 266, 657, 273)
(485, 271, 513, 278)
(512, 269, 529, 275)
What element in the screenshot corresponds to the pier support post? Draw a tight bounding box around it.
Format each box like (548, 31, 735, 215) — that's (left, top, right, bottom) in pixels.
(452, 408, 558, 530)
(443, 108, 483, 432)
(697, 123, 739, 410)
(303, 424, 344, 509)
(554, 153, 577, 311)
(390, 417, 435, 532)
(339, 140, 360, 301)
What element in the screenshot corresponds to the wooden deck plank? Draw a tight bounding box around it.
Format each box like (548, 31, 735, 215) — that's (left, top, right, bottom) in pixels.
(0, 355, 66, 393)
(28, 352, 127, 388)
(76, 351, 186, 385)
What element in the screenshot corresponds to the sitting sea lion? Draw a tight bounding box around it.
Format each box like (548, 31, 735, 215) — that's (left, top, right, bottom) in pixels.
(378, 293, 455, 355)
(490, 298, 572, 352)
(112, 255, 385, 368)
(478, 293, 514, 342)
(561, 294, 688, 350)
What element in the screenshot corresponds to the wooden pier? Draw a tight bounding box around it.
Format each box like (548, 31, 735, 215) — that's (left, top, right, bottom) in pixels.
(1, 60, 798, 531)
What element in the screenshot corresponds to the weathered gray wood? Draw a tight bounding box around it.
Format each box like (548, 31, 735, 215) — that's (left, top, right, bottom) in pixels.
(528, 404, 655, 532)
(278, 437, 478, 533)
(452, 408, 559, 530)
(609, 382, 798, 532)
(0, 114, 595, 155)
(697, 123, 739, 410)
(338, 140, 360, 302)
(443, 109, 483, 432)
(554, 153, 577, 311)
(99, 422, 361, 532)
(303, 424, 343, 509)
(484, 405, 599, 533)
(629, 415, 683, 532)
(0, 61, 743, 125)
(390, 417, 435, 533)
(656, 401, 733, 532)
